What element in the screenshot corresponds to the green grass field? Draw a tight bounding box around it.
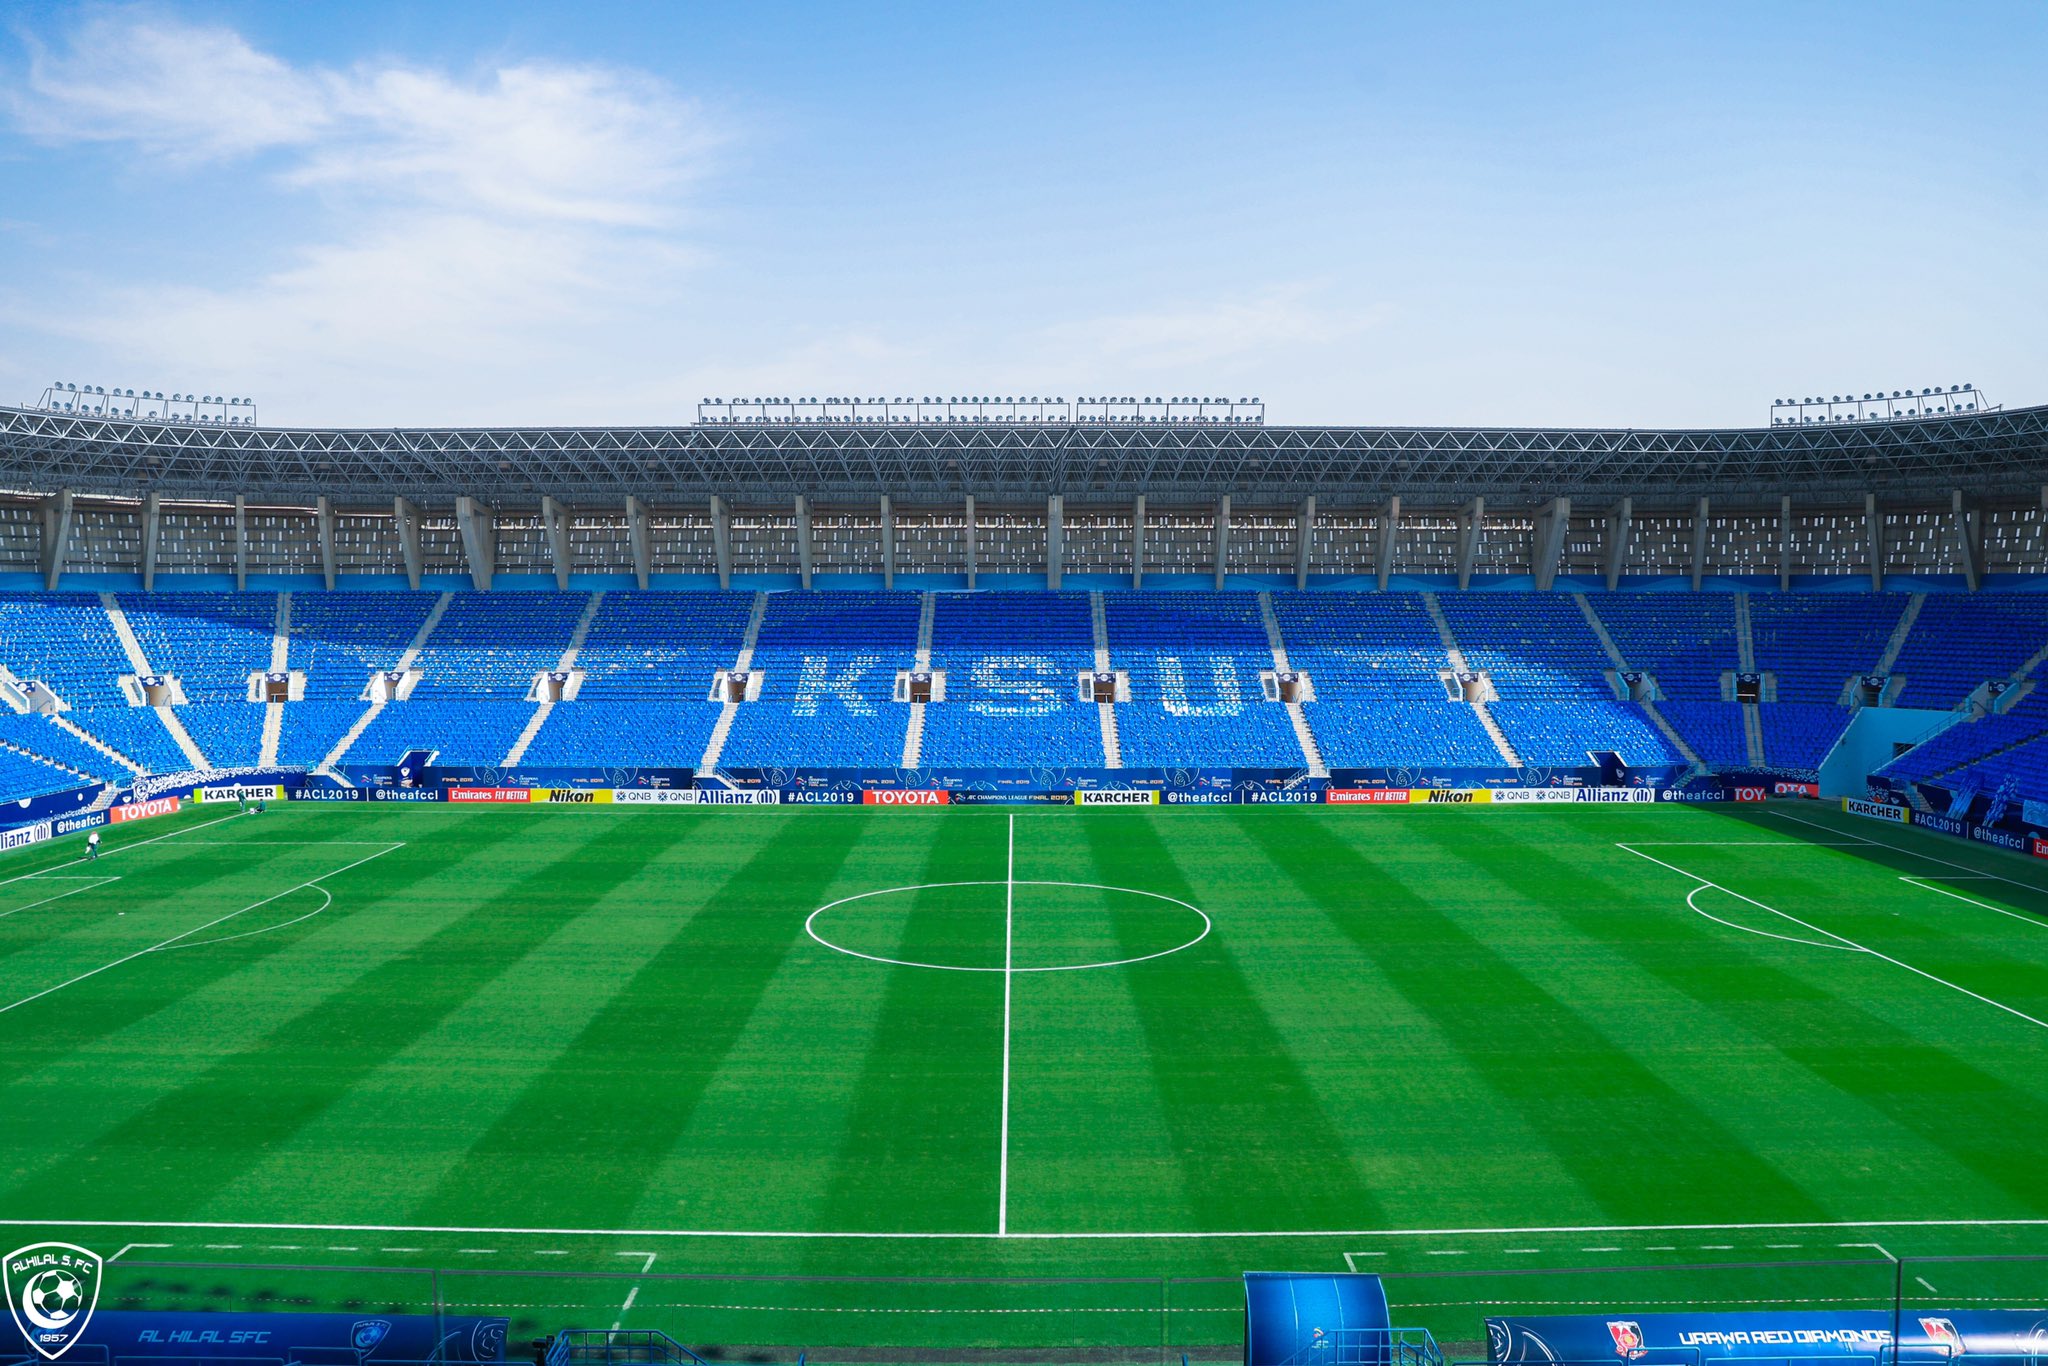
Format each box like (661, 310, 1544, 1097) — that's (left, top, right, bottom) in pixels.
(1, 800, 2044, 1358)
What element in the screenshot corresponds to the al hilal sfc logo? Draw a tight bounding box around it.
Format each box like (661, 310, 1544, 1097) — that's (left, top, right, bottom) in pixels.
(4, 1243, 102, 1361)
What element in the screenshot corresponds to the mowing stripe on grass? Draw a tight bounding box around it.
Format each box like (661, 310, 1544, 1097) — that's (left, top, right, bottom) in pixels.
(1076, 811, 1388, 1234)
(405, 810, 871, 1231)
(1234, 810, 1832, 1228)
(811, 815, 1006, 1237)
(1487, 823, 2048, 1216)
(46, 815, 693, 1221)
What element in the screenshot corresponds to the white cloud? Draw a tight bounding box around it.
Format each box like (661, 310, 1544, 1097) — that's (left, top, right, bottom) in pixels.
(6, 9, 718, 422)
(15, 12, 332, 159)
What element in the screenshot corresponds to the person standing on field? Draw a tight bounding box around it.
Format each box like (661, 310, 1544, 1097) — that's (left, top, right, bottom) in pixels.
(86, 830, 101, 860)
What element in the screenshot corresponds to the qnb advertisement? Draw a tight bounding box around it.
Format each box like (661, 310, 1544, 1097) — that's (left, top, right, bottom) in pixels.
(1487, 1310, 2048, 1366)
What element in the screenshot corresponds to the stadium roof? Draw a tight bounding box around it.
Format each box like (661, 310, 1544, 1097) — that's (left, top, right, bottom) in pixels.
(4, 400, 2047, 508)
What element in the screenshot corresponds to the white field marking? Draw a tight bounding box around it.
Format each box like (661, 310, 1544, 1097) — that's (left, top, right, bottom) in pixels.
(806, 880, 1210, 973)
(998, 814, 1014, 1238)
(1773, 810, 2048, 900)
(1841, 1241, 1897, 1262)
(1902, 877, 2048, 930)
(1904, 874, 1995, 880)
(1701, 1245, 1733, 1250)
(1765, 1243, 1802, 1249)
(1341, 1252, 1386, 1270)
(108, 1242, 171, 1261)
(151, 885, 333, 952)
(535, 1250, 567, 1256)
(0, 843, 403, 1016)
(6, 1216, 2046, 1242)
(170, 841, 410, 847)
(381, 1247, 421, 1253)
(458, 1249, 497, 1255)
(1505, 1249, 1543, 1255)
(1625, 842, 1867, 847)
(327, 1245, 358, 1251)
(0, 810, 245, 889)
(1425, 1249, 1465, 1256)
(1619, 844, 2048, 1033)
(0, 876, 119, 919)
(1918, 1277, 1940, 1294)
(1582, 1246, 1621, 1252)
(203, 1243, 244, 1249)
(1645, 1246, 1676, 1252)
(1684, 883, 1861, 954)
(612, 1251, 657, 1332)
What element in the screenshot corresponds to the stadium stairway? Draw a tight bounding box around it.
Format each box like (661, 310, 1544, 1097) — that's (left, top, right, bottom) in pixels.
(315, 590, 454, 773)
(1423, 592, 1521, 765)
(1090, 592, 1121, 767)
(1572, 594, 1704, 765)
(697, 592, 767, 772)
(1257, 592, 1327, 775)
(900, 592, 936, 767)
(504, 591, 607, 765)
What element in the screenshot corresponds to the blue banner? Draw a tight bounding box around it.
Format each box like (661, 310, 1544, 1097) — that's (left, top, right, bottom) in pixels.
(3, 1311, 506, 1366)
(1487, 1310, 2048, 1366)
(1245, 1273, 1392, 1366)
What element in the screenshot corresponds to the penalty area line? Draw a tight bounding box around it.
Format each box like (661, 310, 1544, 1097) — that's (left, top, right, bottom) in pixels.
(4, 1216, 2046, 1242)
(1618, 843, 2048, 1035)
(0, 842, 404, 1017)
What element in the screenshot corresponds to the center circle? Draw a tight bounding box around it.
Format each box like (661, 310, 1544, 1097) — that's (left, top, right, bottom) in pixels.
(805, 880, 1211, 973)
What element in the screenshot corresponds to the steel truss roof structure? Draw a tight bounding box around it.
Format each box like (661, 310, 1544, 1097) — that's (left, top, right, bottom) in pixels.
(4, 401, 2047, 507)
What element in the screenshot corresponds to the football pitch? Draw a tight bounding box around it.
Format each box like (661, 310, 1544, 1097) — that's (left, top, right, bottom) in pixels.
(2, 800, 2045, 1356)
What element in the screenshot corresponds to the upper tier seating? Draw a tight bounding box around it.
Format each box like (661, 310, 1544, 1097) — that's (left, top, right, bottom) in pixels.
(288, 593, 440, 695)
(1270, 593, 1502, 767)
(921, 592, 1104, 767)
(718, 592, 917, 766)
(119, 593, 276, 701)
(409, 592, 592, 697)
(1889, 594, 2048, 708)
(1748, 595, 1906, 703)
(1104, 593, 1304, 767)
(66, 706, 191, 774)
(0, 593, 137, 706)
(1589, 596, 1739, 700)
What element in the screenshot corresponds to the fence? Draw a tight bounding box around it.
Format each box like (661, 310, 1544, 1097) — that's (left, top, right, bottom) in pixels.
(94, 1255, 2047, 1366)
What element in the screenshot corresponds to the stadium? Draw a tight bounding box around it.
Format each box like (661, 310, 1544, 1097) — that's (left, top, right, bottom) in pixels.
(3, 7, 2046, 1366)
(1, 389, 2045, 1364)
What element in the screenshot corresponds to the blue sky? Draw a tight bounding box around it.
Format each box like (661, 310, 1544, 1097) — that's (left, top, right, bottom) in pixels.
(1, 1, 2042, 429)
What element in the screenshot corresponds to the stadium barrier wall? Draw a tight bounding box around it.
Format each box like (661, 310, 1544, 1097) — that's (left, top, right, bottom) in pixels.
(1841, 796, 2048, 859)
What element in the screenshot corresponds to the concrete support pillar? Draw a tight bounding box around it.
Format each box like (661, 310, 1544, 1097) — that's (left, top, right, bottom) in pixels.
(1603, 497, 1632, 591)
(542, 495, 573, 590)
(794, 494, 814, 589)
(233, 494, 248, 591)
(1533, 496, 1571, 592)
(1456, 495, 1486, 591)
(1865, 491, 1884, 592)
(316, 495, 336, 591)
(1132, 495, 1147, 589)
(1047, 494, 1064, 590)
(40, 488, 73, 592)
(141, 491, 161, 592)
(1375, 496, 1401, 591)
(880, 495, 896, 589)
(710, 495, 732, 590)
(626, 496, 651, 589)
(1213, 495, 1231, 590)
(1778, 495, 1794, 590)
(963, 495, 978, 589)
(1294, 495, 1314, 591)
(1689, 496, 1710, 591)
(455, 495, 496, 592)
(1953, 490, 1981, 591)
(393, 497, 423, 591)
